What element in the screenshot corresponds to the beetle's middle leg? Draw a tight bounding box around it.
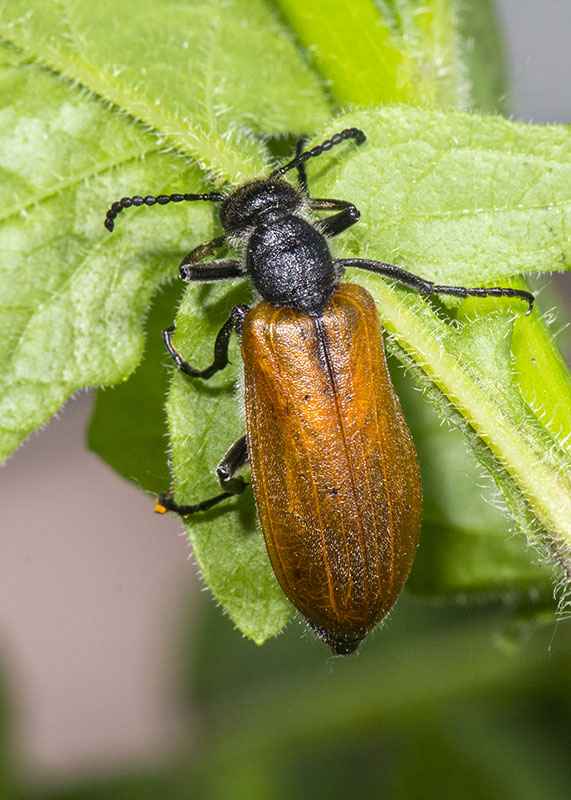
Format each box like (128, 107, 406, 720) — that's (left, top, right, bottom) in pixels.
(155, 435, 249, 516)
(164, 303, 251, 380)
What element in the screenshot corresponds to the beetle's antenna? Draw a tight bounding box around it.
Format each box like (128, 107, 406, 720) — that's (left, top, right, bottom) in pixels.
(270, 128, 366, 181)
(104, 191, 227, 232)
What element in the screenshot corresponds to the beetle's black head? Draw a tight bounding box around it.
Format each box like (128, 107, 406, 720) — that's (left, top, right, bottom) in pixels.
(219, 179, 304, 239)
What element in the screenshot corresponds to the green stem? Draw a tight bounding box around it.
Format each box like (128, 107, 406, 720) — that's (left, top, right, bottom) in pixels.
(274, 0, 467, 107)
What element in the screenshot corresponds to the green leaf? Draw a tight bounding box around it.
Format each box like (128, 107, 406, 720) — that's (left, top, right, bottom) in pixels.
(391, 364, 555, 600)
(0, 0, 330, 181)
(0, 53, 215, 461)
(336, 107, 571, 284)
(166, 281, 293, 642)
(323, 106, 571, 590)
(87, 282, 180, 493)
(2, 1, 571, 643)
(0, 0, 331, 462)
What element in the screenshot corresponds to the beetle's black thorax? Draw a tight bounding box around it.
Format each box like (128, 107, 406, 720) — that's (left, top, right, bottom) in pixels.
(220, 179, 337, 316)
(246, 214, 336, 315)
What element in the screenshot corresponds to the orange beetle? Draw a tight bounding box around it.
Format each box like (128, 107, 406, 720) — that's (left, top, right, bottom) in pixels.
(106, 129, 533, 654)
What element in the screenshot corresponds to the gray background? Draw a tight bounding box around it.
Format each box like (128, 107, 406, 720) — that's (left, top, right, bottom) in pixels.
(1, 0, 570, 788)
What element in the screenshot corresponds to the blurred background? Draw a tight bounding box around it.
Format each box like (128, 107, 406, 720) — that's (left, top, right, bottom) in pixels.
(1, 1, 570, 798)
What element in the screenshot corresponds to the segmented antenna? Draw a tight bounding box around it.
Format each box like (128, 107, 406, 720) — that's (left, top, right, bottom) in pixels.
(104, 191, 227, 232)
(270, 128, 366, 181)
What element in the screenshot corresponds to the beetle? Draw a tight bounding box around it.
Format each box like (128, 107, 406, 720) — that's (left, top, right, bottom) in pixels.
(105, 128, 534, 654)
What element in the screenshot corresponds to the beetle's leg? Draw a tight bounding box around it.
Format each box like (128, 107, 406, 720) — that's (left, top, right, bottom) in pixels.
(180, 259, 245, 282)
(337, 258, 535, 315)
(311, 199, 361, 238)
(216, 434, 248, 494)
(164, 303, 251, 379)
(155, 489, 229, 516)
(181, 235, 227, 264)
(293, 133, 360, 235)
(155, 436, 249, 516)
(288, 133, 362, 232)
(292, 136, 361, 222)
(179, 235, 246, 282)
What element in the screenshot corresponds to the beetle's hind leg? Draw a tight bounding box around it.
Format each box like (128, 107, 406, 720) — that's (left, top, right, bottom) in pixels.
(215, 435, 249, 495)
(336, 258, 535, 315)
(164, 303, 251, 380)
(155, 435, 249, 517)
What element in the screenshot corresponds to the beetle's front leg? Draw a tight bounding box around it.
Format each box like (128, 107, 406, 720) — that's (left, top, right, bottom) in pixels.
(179, 235, 246, 282)
(310, 198, 361, 239)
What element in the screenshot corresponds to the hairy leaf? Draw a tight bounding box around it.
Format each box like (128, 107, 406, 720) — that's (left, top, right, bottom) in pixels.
(0, 0, 330, 180)
(161, 108, 570, 639)
(0, 0, 331, 462)
(2, 1, 570, 642)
